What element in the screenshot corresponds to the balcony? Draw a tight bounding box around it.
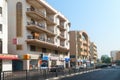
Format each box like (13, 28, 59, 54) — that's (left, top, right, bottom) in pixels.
(93, 55, 97, 59)
(46, 16, 56, 25)
(58, 46, 69, 53)
(58, 34, 66, 41)
(26, 8, 56, 25)
(26, 35, 57, 50)
(27, 22, 55, 37)
(80, 52, 84, 56)
(26, 0, 42, 8)
(60, 43, 65, 47)
(58, 23, 66, 31)
(26, 35, 68, 52)
(26, 8, 45, 21)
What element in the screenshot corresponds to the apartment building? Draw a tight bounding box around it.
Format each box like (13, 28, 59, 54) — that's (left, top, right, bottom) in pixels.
(8, 0, 70, 70)
(70, 31, 90, 67)
(111, 50, 120, 62)
(0, 0, 18, 71)
(90, 42, 98, 64)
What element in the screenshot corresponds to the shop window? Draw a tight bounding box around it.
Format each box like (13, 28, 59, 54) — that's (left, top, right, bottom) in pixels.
(16, 2, 22, 37)
(16, 44, 22, 50)
(30, 45, 36, 51)
(0, 24, 2, 32)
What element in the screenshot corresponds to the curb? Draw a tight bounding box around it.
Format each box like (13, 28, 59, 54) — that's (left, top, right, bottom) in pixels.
(46, 69, 101, 80)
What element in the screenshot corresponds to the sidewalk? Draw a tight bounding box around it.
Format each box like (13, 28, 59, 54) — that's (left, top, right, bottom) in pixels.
(46, 69, 101, 80)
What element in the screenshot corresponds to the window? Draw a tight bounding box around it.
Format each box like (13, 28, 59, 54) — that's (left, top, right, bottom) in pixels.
(30, 45, 36, 51)
(16, 44, 22, 50)
(0, 24, 2, 32)
(0, 7, 2, 15)
(16, 2, 22, 37)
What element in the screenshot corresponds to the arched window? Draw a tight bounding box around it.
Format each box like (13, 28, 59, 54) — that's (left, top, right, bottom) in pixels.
(16, 2, 22, 37)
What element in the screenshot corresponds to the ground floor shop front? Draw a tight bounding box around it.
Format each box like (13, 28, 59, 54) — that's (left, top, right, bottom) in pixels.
(12, 53, 70, 71)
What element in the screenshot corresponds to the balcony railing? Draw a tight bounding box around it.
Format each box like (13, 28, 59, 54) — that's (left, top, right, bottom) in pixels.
(47, 28, 54, 33)
(27, 35, 54, 44)
(39, 37, 46, 41)
(27, 8, 55, 25)
(60, 34, 64, 37)
(46, 16, 54, 22)
(27, 22, 55, 35)
(27, 22, 45, 29)
(27, 35, 34, 39)
(27, 8, 46, 17)
(60, 43, 65, 47)
(46, 38, 54, 43)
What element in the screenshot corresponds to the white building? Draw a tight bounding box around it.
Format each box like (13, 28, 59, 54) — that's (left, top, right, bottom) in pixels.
(0, 0, 18, 71)
(8, 0, 70, 70)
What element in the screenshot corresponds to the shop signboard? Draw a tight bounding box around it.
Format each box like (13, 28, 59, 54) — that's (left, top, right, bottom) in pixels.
(0, 54, 18, 60)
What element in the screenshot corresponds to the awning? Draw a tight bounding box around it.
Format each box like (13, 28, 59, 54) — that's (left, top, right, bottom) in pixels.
(65, 58, 70, 62)
(0, 54, 18, 60)
(42, 56, 48, 60)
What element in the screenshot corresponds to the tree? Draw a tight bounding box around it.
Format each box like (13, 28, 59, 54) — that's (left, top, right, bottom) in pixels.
(101, 55, 111, 63)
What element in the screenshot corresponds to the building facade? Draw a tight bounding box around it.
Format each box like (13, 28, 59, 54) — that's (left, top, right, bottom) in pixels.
(90, 42, 98, 64)
(70, 31, 90, 67)
(8, 0, 70, 70)
(111, 50, 120, 62)
(0, 0, 18, 71)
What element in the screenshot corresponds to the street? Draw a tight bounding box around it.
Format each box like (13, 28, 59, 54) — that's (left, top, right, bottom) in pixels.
(60, 68, 120, 80)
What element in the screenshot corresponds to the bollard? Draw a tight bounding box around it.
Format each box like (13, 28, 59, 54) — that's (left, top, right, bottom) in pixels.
(69, 69, 71, 74)
(26, 70, 28, 80)
(55, 69, 58, 77)
(44, 69, 47, 79)
(3, 72, 4, 80)
(0, 72, 1, 80)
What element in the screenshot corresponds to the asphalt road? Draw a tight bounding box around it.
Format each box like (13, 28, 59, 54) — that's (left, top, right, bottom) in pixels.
(60, 68, 120, 80)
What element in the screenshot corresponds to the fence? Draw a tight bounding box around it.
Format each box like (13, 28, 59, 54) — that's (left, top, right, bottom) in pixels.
(0, 67, 95, 80)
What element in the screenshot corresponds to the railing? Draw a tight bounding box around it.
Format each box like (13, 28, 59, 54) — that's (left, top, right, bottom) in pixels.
(60, 43, 65, 47)
(0, 67, 96, 80)
(27, 22, 45, 29)
(46, 38, 54, 43)
(27, 35, 33, 39)
(60, 23, 64, 27)
(27, 21, 55, 34)
(39, 37, 46, 41)
(46, 16, 54, 23)
(60, 33, 64, 37)
(27, 35, 54, 44)
(47, 28, 54, 33)
(27, 35, 45, 41)
(27, 8, 46, 17)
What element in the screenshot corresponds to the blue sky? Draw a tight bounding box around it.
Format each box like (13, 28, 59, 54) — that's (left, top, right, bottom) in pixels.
(46, 0, 120, 58)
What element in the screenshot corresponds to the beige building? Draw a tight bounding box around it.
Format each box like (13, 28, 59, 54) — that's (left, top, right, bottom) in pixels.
(111, 50, 120, 62)
(8, 0, 70, 70)
(70, 31, 90, 67)
(90, 42, 98, 64)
